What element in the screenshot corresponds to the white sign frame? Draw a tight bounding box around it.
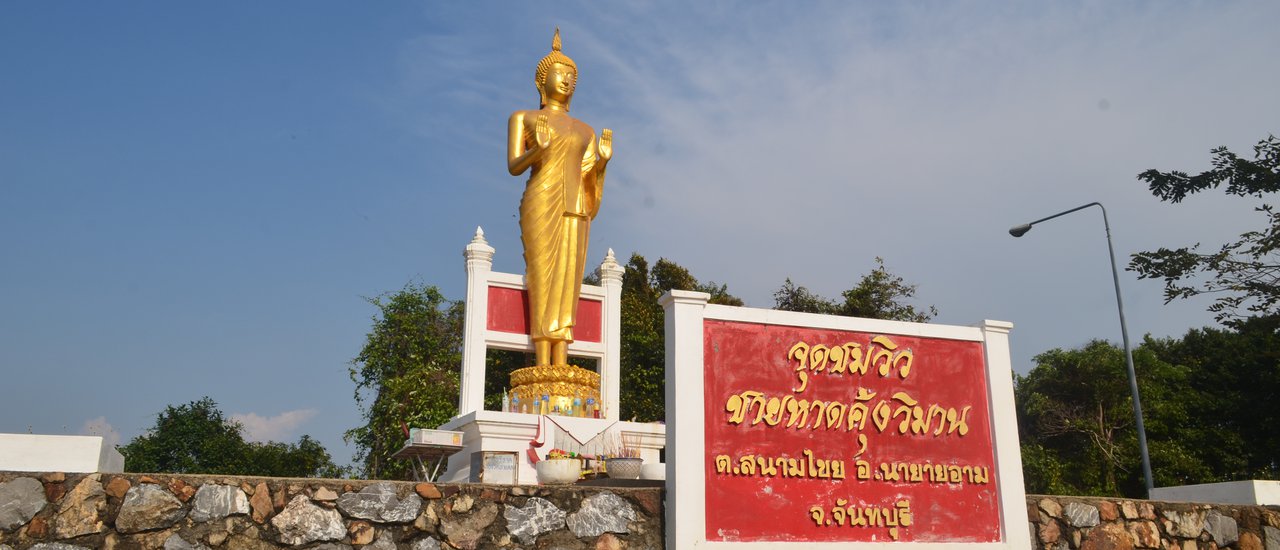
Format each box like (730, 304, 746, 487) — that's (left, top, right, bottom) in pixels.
(661, 290, 1031, 550)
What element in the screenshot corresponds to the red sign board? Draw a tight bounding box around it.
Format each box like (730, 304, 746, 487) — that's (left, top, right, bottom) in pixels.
(486, 286, 602, 343)
(702, 319, 1001, 543)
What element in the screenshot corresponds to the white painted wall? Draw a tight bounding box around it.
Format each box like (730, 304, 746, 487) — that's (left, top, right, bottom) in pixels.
(1152, 480, 1280, 506)
(0, 433, 124, 473)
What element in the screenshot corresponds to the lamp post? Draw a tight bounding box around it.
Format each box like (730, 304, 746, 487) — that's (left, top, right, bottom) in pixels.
(1009, 201, 1154, 497)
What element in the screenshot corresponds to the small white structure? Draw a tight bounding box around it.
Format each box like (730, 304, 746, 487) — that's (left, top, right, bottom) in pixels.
(1151, 480, 1280, 506)
(437, 228, 665, 484)
(0, 433, 124, 473)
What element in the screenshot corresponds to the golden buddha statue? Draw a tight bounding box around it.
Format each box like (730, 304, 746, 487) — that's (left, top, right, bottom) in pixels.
(505, 29, 611, 416)
(507, 29, 612, 369)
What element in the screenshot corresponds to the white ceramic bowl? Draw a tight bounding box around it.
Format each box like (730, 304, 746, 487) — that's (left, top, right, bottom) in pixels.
(606, 457, 644, 480)
(535, 458, 582, 485)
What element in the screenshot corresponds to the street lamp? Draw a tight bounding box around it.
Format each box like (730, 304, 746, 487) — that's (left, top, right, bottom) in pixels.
(1009, 201, 1154, 497)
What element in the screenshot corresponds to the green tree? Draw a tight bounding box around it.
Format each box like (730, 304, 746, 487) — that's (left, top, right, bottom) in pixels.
(249, 435, 347, 479)
(774, 257, 936, 322)
(619, 254, 743, 422)
(1014, 339, 1219, 497)
(1015, 342, 1141, 496)
(1129, 135, 1280, 325)
(120, 397, 342, 477)
(345, 283, 464, 479)
(1143, 319, 1280, 481)
(772, 278, 838, 314)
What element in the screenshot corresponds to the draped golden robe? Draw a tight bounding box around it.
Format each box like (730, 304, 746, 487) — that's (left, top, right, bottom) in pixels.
(518, 109, 603, 343)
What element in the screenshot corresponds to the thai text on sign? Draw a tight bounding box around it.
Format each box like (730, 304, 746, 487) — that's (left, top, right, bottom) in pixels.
(703, 320, 1001, 543)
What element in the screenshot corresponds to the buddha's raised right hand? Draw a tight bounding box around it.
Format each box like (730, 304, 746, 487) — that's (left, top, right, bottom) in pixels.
(535, 114, 551, 150)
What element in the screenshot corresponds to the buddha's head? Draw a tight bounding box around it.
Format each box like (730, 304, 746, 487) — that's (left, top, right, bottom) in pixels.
(535, 28, 577, 108)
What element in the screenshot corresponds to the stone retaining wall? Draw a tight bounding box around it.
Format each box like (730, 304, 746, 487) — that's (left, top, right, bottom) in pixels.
(1027, 494, 1280, 550)
(0, 472, 661, 549)
(5, 472, 1280, 549)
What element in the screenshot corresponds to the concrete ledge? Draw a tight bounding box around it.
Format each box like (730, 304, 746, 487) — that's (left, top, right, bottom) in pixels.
(0, 433, 123, 473)
(1151, 479, 1280, 506)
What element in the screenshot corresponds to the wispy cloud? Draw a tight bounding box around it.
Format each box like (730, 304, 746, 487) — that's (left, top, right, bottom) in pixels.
(230, 409, 318, 443)
(401, 1, 1279, 372)
(79, 416, 121, 447)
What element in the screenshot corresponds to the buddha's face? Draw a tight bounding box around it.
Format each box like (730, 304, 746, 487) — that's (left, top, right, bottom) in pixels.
(542, 62, 576, 105)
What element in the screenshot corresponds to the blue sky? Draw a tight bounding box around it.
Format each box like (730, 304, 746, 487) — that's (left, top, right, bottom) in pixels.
(3, 1, 1277, 467)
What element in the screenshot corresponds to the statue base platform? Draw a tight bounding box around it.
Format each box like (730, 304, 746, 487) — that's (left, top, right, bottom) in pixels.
(436, 411, 665, 485)
(509, 364, 601, 416)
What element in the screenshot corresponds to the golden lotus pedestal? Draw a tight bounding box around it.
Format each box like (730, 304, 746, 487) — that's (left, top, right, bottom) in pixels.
(509, 364, 601, 418)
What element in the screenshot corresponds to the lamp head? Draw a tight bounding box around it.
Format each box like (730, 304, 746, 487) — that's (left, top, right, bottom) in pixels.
(1009, 224, 1033, 237)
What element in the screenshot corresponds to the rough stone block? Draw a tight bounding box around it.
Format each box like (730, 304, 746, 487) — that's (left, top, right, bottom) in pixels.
(167, 479, 195, 502)
(1128, 520, 1161, 548)
(1162, 509, 1206, 539)
(1040, 520, 1062, 544)
(440, 500, 498, 550)
(1204, 511, 1239, 546)
(26, 515, 48, 537)
(1081, 523, 1134, 550)
(0, 477, 47, 531)
(568, 492, 637, 538)
(410, 536, 442, 550)
(270, 495, 344, 546)
(504, 497, 564, 545)
(312, 487, 337, 502)
(116, 484, 186, 534)
(1066, 502, 1101, 528)
(189, 484, 249, 523)
(1264, 525, 1280, 550)
(414, 483, 442, 500)
(337, 482, 420, 523)
(366, 533, 397, 550)
(249, 482, 272, 524)
(348, 520, 374, 545)
(163, 533, 210, 550)
(1040, 498, 1064, 518)
(104, 477, 131, 500)
(595, 532, 623, 550)
(1239, 531, 1263, 550)
(53, 475, 106, 539)
(1098, 501, 1119, 522)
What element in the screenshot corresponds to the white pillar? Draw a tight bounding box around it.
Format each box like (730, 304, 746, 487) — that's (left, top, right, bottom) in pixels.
(458, 227, 494, 417)
(598, 249, 624, 421)
(660, 289, 709, 550)
(976, 319, 1032, 547)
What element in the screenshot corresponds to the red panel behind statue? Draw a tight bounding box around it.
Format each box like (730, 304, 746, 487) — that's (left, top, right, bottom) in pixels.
(487, 286, 602, 343)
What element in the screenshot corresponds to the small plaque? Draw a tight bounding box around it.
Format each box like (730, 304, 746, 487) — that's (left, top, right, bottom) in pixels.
(471, 451, 519, 484)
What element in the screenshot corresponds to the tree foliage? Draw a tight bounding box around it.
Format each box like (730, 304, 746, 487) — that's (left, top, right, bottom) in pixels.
(1142, 318, 1280, 481)
(1129, 135, 1280, 325)
(1016, 324, 1280, 497)
(344, 283, 463, 480)
(1016, 342, 1168, 496)
(120, 397, 342, 478)
(773, 257, 936, 322)
(619, 254, 742, 422)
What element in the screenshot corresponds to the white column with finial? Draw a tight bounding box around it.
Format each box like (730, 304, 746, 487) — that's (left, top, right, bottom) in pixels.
(458, 227, 495, 417)
(598, 248, 624, 421)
